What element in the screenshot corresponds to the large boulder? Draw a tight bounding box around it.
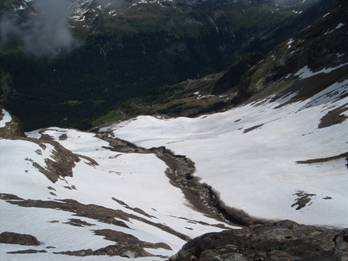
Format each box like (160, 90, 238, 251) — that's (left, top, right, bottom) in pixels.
(171, 221, 348, 261)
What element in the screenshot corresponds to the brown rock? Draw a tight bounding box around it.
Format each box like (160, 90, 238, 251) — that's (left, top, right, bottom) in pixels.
(0, 232, 40, 246)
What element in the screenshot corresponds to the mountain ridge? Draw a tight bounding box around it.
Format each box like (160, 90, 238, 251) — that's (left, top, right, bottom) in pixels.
(0, 0, 332, 129)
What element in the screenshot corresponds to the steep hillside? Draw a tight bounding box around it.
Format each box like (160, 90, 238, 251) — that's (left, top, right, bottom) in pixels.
(1, 107, 235, 260)
(0, 0, 331, 129)
(124, 0, 346, 120)
(104, 0, 348, 228)
(0, 1, 347, 260)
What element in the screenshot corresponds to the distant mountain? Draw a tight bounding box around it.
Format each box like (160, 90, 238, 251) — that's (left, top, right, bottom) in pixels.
(0, 0, 329, 129)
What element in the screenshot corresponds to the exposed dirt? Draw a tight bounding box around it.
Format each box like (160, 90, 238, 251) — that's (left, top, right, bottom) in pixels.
(95, 229, 171, 250)
(98, 132, 267, 227)
(7, 249, 47, 254)
(54, 245, 154, 258)
(64, 218, 95, 227)
(76, 154, 99, 166)
(0, 194, 23, 201)
(319, 104, 347, 128)
(2, 131, 100, 183)
(52, 229, 172, 258)
(170, 215, 229, 229)
(243, 124, 264, 133)
(112, 197, 156, 219)
(297, 151, 348, 166)
(0, 194, 190, 241)
(4, 135, 80, 183)
(33, 139, 80, 183)
(0, 232, 40, 246)
(291, 191, 316, 210)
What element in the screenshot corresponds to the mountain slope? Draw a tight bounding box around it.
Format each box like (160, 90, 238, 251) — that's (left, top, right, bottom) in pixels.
(0, 111, 234, 260)
(102, 0, 348, 227)
(109, 78, 347, 226)
(0, 1, 347, 260)
(0, 0, 331, 129)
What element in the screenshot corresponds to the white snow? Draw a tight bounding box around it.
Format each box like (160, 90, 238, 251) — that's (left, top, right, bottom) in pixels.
(335, 23, 345, 30)
(322, 12, 330, 18)
(0, 201, 114, 251)
(0, 109, 12, 128)
(28, 128, 230, 237)
(287, 38, 294, 49)
(1, 126, 230, 259)
(110, 80, 348, 228)
(294, 63, 348, 79)
(324, 22, 345, 35)
(1, 67, 347, 261)
(0, 139, 56, 199)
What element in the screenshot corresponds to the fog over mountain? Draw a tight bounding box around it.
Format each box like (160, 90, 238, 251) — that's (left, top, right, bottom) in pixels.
(0, 0, 76, 57)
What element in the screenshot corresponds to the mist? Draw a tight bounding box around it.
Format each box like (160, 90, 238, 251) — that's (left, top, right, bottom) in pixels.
(0, 0, 77, 57)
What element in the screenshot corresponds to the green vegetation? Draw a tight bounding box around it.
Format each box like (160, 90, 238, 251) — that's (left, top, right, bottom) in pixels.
(92, 110, 124, 127)
(0, 0, 332, 130)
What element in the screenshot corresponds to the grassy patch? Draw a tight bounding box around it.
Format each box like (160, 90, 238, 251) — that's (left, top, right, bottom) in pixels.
(92, 110, 124, 127)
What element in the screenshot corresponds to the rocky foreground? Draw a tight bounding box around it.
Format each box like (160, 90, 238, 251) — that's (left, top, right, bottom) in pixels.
(171, 221, 348, 261)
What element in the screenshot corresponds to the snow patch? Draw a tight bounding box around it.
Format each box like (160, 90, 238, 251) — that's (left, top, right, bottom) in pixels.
(294, 63, 348, 79)
(0, 109, 12, 128)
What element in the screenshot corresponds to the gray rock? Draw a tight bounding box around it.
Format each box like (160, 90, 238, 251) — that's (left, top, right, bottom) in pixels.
(171, 221, 348, 261)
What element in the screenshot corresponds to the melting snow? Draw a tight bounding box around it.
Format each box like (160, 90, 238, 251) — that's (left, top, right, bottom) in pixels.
(1, 127, 229, 259)
(111, 80, 348, 228)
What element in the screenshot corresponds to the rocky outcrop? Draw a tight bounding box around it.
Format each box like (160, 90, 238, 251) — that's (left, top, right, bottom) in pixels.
(1, 193, 190, 241)
(0, 232, 40, 246)
(53, 229, 171, 258)
(171, 221, 348, 261)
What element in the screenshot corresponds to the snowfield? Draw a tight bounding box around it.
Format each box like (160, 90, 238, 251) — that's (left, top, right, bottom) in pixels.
(0, 127, 229, 260)
(108, 79, 348, 228)
(0, 74, 347, 259)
